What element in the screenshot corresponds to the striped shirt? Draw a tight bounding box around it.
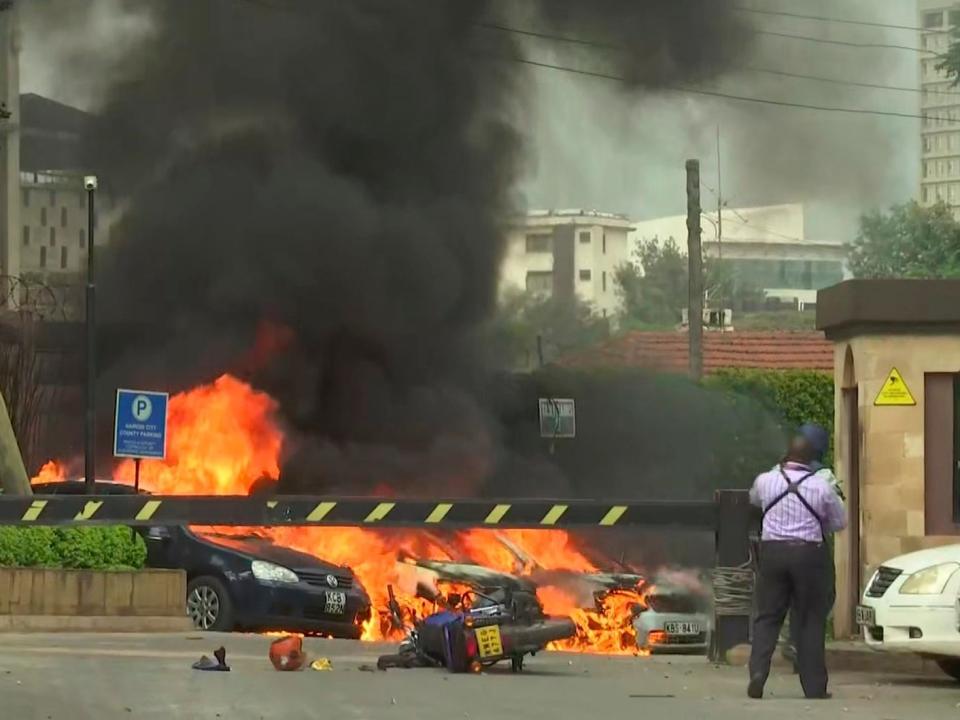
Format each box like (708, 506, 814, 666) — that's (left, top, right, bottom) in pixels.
(750, 462, 848, 542)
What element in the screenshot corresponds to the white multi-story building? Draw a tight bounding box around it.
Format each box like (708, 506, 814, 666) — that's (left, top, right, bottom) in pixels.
(501, 209, 634, 318)
(919, 2, 960, 212)
(631, 203, 846, 310)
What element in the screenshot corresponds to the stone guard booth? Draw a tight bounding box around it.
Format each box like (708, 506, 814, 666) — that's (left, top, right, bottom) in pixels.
(818, 279, 960, 638)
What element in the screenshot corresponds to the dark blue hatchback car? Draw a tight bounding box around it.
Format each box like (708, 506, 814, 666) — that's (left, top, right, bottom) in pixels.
(32, 481, 372, 637)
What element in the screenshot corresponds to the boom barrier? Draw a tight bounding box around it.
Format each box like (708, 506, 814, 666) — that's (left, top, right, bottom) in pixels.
(0, 490, 755, 661)
(0, 495, 717, 529)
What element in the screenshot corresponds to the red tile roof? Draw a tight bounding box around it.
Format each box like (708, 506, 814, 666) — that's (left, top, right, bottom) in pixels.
(559, 331, 834, 374)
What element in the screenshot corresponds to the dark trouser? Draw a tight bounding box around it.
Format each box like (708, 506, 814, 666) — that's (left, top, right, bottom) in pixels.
(789, 542, 835, 654)
(749, 541, 830, 698)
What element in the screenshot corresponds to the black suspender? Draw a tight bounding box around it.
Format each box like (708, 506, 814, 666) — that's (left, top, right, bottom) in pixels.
(760, 464, 826, 541)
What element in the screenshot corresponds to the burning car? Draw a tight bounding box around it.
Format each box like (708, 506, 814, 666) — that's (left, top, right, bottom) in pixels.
(394, 537, 651, 654)
(633, 580, 713, 654)
(31, 480, 372, 637)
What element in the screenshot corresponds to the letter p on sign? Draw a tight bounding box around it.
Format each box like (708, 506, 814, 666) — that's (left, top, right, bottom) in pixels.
(132, 395, 153, 422)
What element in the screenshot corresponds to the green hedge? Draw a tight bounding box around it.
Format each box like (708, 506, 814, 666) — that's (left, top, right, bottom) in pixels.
(0, 527, 147, 570)
(705, 369, 835, 464)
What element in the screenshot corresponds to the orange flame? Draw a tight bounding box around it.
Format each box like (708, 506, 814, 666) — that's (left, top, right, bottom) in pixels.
(33, 374, 644, 654)
(114, 374, 282, 495)
(34, 460, 67, 484)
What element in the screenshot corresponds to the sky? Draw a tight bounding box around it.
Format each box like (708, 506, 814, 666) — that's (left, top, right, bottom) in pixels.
(19, 0, 922, 243)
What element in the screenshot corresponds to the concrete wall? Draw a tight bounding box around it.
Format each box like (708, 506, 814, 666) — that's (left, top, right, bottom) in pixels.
(0, 568, 190, 632)
(833, 333, 960, 637)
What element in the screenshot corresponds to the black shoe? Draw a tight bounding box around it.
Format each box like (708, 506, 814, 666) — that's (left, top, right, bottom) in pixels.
(747, 676, 764, 699)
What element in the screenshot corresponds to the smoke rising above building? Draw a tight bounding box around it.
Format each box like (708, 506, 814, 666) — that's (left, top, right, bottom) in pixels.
(78, 0, 765, 496)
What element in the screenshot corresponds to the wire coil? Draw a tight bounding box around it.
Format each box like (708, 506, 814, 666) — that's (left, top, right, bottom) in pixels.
(712, 556, 755, 617)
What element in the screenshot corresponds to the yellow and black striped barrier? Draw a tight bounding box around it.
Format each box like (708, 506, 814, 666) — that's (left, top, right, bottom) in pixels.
(0, 495, 717, 529)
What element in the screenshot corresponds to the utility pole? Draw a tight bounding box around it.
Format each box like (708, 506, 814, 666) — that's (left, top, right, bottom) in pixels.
(716, 125, 724, 329)
(716, 125, 723, 263)
(84, 176, 97, 494)
(686, 159, 703, 382)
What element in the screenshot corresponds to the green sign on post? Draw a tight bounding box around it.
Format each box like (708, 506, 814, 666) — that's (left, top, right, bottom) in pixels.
(539, 398, 575, 438)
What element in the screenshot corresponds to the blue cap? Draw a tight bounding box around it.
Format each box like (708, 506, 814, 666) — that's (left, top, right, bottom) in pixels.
(799, 423, 830, 461)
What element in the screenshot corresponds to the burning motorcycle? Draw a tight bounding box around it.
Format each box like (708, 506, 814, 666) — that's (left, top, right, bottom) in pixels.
(376, 584, 576, 673)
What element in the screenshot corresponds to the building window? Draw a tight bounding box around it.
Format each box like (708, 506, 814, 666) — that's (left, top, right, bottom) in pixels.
(602, 271, 607, 292)
(40, 207, 47, 226)
(923, 187, 930, 203)
(926, 12, 943, 29)
(22, 226, 29, 246)
(48, 190, 56, 206)
(39, 246, 46, 268)
(49, 227, 56, 247)
(951, 10, 960, 27)
(22, 189, 29, 207)
(60, 246, 68, 269)
(525, 233, 551, 254)
(79, 229, 86, 249)
(579, 269, 592, 282)
(525, 271, 553, 295)
(578, 231, 591, 244)
(602, 233, 607, 254)
(60, 207, 67, 227)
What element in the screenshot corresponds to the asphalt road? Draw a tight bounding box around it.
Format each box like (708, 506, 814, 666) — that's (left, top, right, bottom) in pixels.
(1, 633, 958, 720)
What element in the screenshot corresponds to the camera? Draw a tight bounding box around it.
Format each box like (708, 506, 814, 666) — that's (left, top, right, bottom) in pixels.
(83, 175, 98, 191)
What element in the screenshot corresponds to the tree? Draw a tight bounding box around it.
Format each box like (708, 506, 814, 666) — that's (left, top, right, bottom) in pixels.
(937, 30, 960, 86)
(490, 290, 609, 370)
(615, 236, 687, 328)
(848, 201, 960, 279)
(615, 236, 765, 329)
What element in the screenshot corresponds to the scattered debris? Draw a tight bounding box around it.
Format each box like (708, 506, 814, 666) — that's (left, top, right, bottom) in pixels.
(192, 647, 230, 672)
(269, 635, 307, 671)
(390, 698, 397, 705)
(310, 658, 333, 672)
(629, 694, 675, 699)
(358, 663, 379, 672)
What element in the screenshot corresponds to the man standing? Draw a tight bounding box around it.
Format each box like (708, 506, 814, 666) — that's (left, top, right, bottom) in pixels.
(782, 423, 843, 670)
(748, 433, 847, 700)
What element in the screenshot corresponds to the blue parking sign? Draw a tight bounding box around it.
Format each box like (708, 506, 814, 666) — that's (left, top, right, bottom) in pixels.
(114, 389, 169, 459)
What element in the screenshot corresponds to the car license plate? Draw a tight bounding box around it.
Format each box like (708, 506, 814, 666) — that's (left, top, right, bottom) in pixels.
(855, 605, 876, 627)
(474, 625, 503, 659)
(324, 591, 346, 615)
(663, 622, 701, 636)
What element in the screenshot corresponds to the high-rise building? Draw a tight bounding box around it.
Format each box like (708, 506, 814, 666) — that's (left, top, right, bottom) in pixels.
(919, 2, 960, 212)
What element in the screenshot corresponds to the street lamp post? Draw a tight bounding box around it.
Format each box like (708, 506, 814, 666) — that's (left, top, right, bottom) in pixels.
(83, 175, 97, 494)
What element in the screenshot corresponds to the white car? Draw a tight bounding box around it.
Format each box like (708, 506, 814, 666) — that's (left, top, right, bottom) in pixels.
(857, 544, 960, 680)
(633, 584, 712, 654)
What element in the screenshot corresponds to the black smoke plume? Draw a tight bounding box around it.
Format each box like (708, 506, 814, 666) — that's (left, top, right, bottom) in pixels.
(86, 0, 763, 497)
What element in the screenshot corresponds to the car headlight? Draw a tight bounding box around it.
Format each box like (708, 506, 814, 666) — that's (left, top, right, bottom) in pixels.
(251, 560, 299, 584)
(900, 563, 960, 595)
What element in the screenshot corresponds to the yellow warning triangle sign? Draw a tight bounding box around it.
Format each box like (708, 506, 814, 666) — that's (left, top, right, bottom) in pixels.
(874, 368, 916, 406)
